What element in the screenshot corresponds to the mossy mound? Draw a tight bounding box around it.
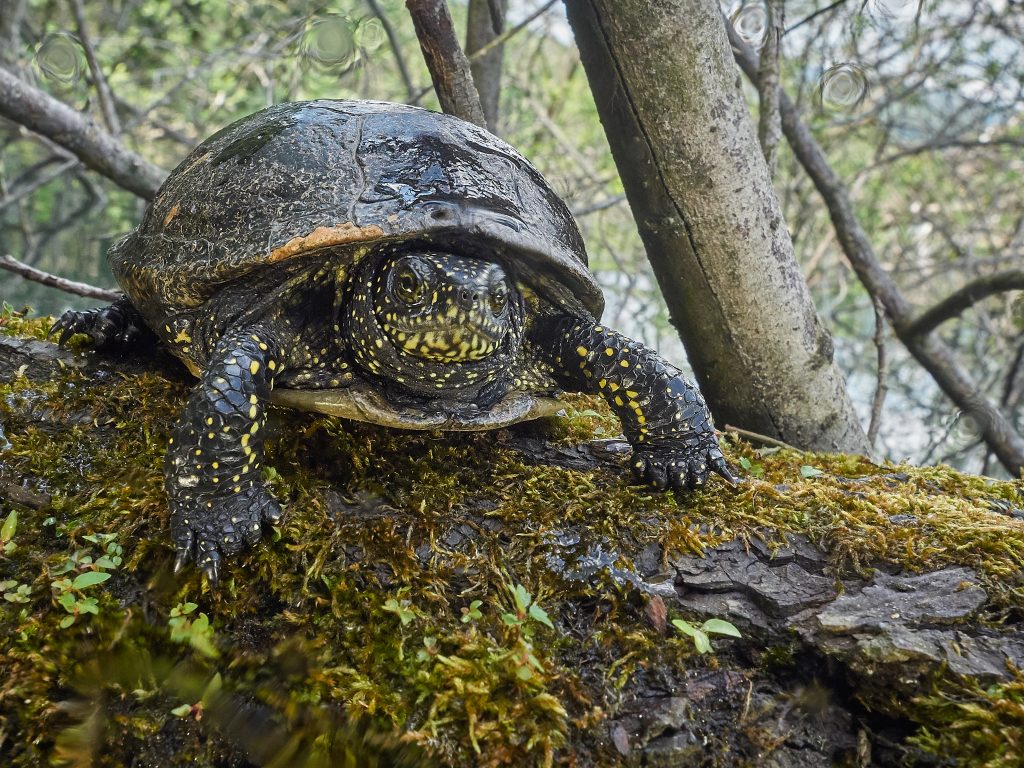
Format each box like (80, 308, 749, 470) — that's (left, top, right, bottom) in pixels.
(1, 310, 1022, 767)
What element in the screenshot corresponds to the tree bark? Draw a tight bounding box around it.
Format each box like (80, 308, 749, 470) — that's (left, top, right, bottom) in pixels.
(564, 0, 870, 455)
(465, 0, 506, 132)
(0, 66, 164, 200)
(406, 0, 487, 128)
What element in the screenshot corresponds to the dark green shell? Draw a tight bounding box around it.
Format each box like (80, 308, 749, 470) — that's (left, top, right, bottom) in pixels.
(111, 100, 604, 353)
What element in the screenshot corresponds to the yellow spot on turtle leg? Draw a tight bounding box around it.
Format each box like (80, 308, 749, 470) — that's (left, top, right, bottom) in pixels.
(249, 361, 261, 375)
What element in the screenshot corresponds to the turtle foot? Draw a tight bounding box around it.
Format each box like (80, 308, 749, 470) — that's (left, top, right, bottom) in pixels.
(171, 483, 283, 586)
(50, 297, 153, 353)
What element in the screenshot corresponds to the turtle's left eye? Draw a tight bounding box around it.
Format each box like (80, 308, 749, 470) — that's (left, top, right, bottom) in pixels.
(395, 267, 425, 305)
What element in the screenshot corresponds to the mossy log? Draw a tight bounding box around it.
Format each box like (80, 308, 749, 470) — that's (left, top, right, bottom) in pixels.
(1, 311, 1023, 767)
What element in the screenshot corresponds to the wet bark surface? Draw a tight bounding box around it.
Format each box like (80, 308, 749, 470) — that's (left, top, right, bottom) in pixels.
(1, 330, 1022, 766)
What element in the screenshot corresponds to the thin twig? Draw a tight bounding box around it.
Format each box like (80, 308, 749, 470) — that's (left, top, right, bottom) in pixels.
(723, 424, 800, 452)
(0, 253, 120, 301)
(70, 0, 122, 136)
(467, 0, 556, 64)
(365, 0, 417, 102)
(571, 194, 626, 218)
(868, 296, 889, 447)
(0, 157, 78, 213)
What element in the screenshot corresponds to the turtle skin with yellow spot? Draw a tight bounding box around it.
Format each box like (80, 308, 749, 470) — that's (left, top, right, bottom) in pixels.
(51, 99, 734, 584)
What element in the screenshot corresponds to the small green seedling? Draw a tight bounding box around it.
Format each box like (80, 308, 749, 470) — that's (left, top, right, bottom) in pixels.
(800, 465, 825, 478)
(382, 589, 417, 626)
(169, 602, 219, 659)
(51, 571, 110, 628)
(501, 584, 555, 681)
(1, 579, 30, 603)
(671, 617, 742, 655)
(1, 510, 17, 555)
(460, 599, 483, 624)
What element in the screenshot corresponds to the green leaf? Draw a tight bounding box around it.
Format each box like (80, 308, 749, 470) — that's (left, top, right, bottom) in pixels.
(201, 672, 223, 705)
(512, 584, 532, 613)
(800, 465, 825, 478)
(59, 615, 76, 628)
(170, 704, 192, 717)
(78, 597, 99, 614)
(1, 510, 16, 542)
(701, 618, 742, 638)
(93, 556, 119, 570)
(671, 618, 698, 637)
(72, 571, 111, 589)
(528, 603, 554, 629)
(516, 665, 533, 680)
(692, 629, 712, 654)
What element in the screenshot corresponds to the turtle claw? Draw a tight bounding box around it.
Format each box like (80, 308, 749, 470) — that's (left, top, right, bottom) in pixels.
(173, 551, 188, 574)
(202, 559, 221, 588)
(632, 434, 735, 492)
(711, 456, 738, 484)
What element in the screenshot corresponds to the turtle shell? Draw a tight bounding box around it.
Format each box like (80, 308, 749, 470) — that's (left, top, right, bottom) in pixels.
(111, 100, 604, 342)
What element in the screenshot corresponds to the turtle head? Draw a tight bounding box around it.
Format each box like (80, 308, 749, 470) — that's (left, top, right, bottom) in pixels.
(345, 249, 525, 400)
(376, 252, 513, 361)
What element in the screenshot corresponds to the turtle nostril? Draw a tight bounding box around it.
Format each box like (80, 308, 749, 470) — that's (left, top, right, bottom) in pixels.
(458, 288, 481, 307)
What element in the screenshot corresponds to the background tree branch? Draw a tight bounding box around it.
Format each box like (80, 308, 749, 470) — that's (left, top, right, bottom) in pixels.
(0, 253, 119, 301)
(0, 66, 165, 200)
(904, 269, 1024, 337)
(405, 0, 487, 128)
(727, 21, 1024, 475)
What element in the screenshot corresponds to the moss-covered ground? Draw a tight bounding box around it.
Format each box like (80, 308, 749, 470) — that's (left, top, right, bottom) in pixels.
(1, 310, 1023, 766)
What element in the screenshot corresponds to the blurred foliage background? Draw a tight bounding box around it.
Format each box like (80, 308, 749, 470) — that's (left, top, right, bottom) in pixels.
(1, 0, 1022, 473)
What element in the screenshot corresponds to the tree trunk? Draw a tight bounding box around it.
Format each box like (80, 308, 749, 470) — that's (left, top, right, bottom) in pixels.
(465, 0, 506, 132)
(564, 0, 870, 455)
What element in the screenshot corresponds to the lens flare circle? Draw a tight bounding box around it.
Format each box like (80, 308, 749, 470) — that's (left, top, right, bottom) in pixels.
(730, 1, 769, 47)
(35, 32, 84, 84)
(818, 63, 870, 110)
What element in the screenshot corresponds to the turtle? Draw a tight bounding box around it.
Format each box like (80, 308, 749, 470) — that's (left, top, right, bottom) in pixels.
(53, 99, 735, 583)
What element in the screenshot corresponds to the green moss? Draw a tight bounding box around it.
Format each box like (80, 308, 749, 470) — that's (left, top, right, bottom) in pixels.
(910, 666, 1024, 767)
(1, 318, 1023, 766)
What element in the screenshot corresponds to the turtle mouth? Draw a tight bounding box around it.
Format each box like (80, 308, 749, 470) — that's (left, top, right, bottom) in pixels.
(383, 322, 506, 362)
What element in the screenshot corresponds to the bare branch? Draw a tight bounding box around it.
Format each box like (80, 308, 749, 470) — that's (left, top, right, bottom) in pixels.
(757, 0, 783, 175)
(728, 20, 1024, 475)
(904, 270, 1024, 338)
(0, 253, 120, 301)
(467, 0, 557, 64)
(0, 66, 165, 199)
(70, 0, 121, 136)
(723, 424, 799, 452)
(0, 156, 78, 213)
(868, 297, 889, 447)
(466, 0, 506, 131)
(365, 0, 417, 102)
(405, 0, 487, 127)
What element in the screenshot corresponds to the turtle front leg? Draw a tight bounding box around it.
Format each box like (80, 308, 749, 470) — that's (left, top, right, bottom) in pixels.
(533, 316, 735, 490)
(167, 327, 284, 583)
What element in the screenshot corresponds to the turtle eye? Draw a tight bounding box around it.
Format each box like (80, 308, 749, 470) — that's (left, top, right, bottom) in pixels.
(394, 267, 425, 305)
(489, 284, 508, 313)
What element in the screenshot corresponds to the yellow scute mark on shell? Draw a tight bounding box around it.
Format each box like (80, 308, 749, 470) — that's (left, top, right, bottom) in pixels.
(266, 222, 386, 263)
(173, 329, 192, 344)
(163, 202, 180, 227)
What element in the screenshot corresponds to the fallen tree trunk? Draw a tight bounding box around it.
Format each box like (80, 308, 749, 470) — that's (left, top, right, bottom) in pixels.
(0, 315, 1022, 767)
